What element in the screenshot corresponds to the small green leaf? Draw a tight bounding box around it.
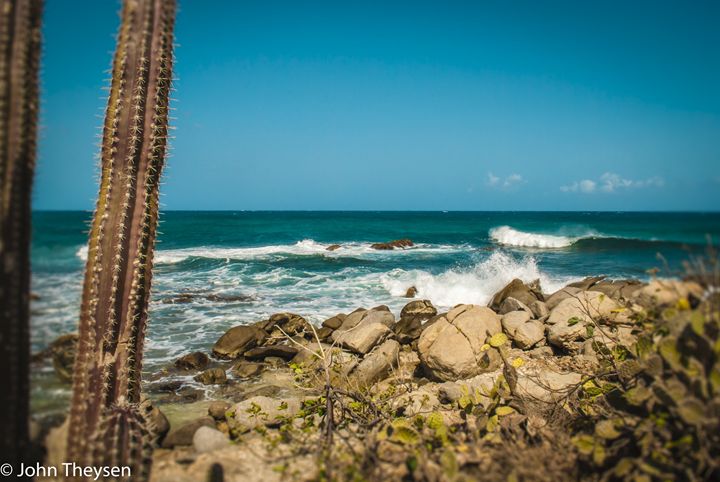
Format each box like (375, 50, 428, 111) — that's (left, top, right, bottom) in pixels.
(495, 406, 515, 416)
(595, 420, 621, 440)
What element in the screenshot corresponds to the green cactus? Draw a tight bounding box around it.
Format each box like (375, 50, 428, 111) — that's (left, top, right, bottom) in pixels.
(0, 0, 43, 466)
(65, 0, 176, 478)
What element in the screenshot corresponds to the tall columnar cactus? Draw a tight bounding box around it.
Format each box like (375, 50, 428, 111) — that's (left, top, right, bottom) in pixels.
(66, 0, 176, 479)
(0, 0, 42, 467)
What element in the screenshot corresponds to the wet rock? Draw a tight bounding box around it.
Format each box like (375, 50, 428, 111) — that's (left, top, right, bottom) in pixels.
(244, 345, 298, 361)
(232, 361, 265, 378)
(488, 278, 543, 311)
(208, 401, 232, 420)
(394, 300, 437, 344)
(349, 339, 400, 387)
(405, 286, 418, 298)
(162, 416, 215, 448)
(370, 239, 414, 250)
(194, 368, 228, 385)
(230, 396, 302, 432)
(326, 244, 341, 251)
(418, 304, 502, 381)
(174, 351, 210, 371)
(193, 426, 230, 453)
(400, 299, 437, 318)
(212, 325, 267, 359)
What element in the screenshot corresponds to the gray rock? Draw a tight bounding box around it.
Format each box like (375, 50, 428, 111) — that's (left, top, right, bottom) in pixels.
(212, 325, 267, 359)
(547, 290, 624, 326)
(322, 314, 346, 330)
(349, 339, 400, 386)
(193, 426, 230, 453)
(545, 286, 583, 311)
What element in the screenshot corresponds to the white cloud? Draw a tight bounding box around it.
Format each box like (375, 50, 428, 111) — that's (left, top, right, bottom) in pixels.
(561, 172, 664, 194)
(487, 172, 525, 189)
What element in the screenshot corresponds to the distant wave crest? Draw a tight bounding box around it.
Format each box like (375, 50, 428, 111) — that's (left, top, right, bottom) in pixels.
(489, 225, 595, 248)
(76, 239, 462, 264)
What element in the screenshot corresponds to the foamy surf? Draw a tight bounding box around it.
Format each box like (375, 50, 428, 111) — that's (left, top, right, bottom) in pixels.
(489, 225, 598, 248)
(381, 251, 574, 307)
(76, 239, 464, 264)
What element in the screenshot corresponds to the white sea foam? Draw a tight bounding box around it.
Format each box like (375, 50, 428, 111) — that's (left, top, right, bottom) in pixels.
(489, 225, 595, 248)
(76, 239, 462, 264)
(381, 251, 573, 308)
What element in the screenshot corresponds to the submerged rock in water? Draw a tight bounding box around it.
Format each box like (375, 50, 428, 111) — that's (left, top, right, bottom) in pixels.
(370, 238, 414, 250)
(175, 351, 210, 371)
(194, 368, 228, 385)
(405, 286, 418, 298)
(326, 244, 341, 251)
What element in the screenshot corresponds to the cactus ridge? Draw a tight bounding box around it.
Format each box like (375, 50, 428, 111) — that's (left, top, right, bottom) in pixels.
(67, 0, 176, 477)
(0, 0, 42, 464)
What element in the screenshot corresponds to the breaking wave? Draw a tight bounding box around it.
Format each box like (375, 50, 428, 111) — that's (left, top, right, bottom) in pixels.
(489, 225, 598, 248)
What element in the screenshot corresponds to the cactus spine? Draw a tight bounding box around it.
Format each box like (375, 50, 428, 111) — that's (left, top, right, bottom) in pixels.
(66, 0, 175, 479)
(0, 0, 42, 466)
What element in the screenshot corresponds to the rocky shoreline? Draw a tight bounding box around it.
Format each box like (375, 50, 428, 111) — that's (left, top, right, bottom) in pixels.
(35, 274, 716, 481)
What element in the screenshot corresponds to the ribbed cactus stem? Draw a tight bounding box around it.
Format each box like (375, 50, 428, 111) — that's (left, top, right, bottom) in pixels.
(0, 0, 42, 466)
(66, 0, 175, 478)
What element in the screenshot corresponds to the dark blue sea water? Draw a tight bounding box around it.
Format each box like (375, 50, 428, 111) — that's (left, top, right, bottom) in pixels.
(31, 211, 720, 377)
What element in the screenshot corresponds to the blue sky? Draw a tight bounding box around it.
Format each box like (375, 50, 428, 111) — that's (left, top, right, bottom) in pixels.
(36, 0, 719, 211)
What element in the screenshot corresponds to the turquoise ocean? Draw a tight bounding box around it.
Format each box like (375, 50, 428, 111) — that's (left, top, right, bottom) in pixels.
(31, 211, 720, 392)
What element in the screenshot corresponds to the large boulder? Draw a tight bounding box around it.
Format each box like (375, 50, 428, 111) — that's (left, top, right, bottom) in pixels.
(244, 345, 298, 361)
(330, 307, 394, 354)
(488, 279, 543, 312)
(348, 340, 400, 387)
(212, 325, 267, 359)
(260, 313, 313, 342)
(417, 305, 502, 381)
(632, 279, 703, 308)
(591, 279, 643, 301)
